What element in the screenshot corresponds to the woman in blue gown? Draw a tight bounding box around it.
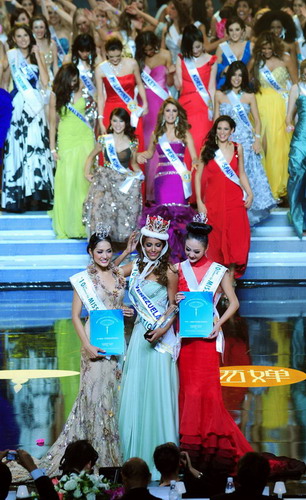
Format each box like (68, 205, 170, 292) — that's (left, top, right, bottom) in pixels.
(286, 59, 306, 238)
(116, 216, 179, 479)
(215, 16, 252, 90)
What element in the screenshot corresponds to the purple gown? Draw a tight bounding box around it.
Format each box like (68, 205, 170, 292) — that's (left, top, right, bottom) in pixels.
(140, 141, 195, 262)
(142, 65, 168, 201)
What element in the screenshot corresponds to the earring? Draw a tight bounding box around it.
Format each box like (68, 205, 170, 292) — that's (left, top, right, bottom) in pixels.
(175, 116, 179, 127)
(215, 136, 218, 144)
(161, 117, 165, 126)
(109, 126, 113, 131)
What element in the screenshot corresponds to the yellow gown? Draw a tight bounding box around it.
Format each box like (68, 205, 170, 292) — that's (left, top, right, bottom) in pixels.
(256, 66, 292, 199)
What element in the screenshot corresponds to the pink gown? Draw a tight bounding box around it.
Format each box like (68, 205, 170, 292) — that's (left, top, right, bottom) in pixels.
(142, 64, 168, 201)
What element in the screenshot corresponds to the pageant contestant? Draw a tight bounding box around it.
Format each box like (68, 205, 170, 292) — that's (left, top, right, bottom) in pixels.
(2, 25, 54, 212)
(49, 63, 95, 238)
(137, 97, 197, 262)
(176, 216, 253, 470)
(214, 61, 276, 225)
(196, 115, 252, 281)
(117, 215, 179, 479)
(83, 107, 143, 241)
(40, 229, 133, 476)
(286, 59, 306, 239)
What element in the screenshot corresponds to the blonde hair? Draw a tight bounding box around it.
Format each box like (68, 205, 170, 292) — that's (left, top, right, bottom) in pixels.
(72, 9, 95, 42)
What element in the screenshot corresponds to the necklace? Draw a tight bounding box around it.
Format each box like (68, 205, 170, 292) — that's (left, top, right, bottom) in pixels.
(109, 61, 123, 76)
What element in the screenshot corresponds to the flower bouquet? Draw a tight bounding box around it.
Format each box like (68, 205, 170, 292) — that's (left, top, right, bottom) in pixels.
(54, 471, 124, 499)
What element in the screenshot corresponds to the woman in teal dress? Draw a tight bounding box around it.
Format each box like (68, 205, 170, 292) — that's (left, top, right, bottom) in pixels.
(49, 63, 94, 238)
(116, 216, 179, 479)
(286, 59, 306, 239)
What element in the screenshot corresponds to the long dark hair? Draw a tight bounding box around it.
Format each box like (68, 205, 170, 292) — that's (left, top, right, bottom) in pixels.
(118, 10, 140, 37)
(107, 107, 136, 140)
(137, 237, 172, 287)
(135, 31, 160, 71)
(105, 36, 123, 53)
(201, 115, 236, 165)
(72, 34, 97, 72)
(186, 221, 213, 248)
(221, 60, 252, 93)
(191, 0, 210, 34)
(181, 24, 203, 59)
(53, 63, 79, 113)
(59, 441, 98, 476)
(30, 15, 51, 44)
(253, 9, 297, 43)
(9, 24, 37, 64)
(166, 0, 192, 35)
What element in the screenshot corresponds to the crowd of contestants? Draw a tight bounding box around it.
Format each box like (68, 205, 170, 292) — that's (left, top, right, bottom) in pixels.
(1, 0, 306, 487)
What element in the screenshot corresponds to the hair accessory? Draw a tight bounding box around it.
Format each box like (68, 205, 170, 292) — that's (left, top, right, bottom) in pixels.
(95, 222, 111, 239)
(141, 215, 170, 240)
(193, 212, 208, 224)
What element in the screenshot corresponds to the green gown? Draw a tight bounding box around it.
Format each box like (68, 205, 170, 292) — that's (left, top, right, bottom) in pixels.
(288, 86, 306, 238)
(50, 97, 94, 238)
(119, 268, 179, 479)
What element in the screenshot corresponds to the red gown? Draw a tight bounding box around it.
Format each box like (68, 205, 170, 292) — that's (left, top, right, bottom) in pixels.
(178, 256, 253, 471)
(102, 73, 144, 150)
(179, 55, 217, 203)
(201, 144, 250, 278)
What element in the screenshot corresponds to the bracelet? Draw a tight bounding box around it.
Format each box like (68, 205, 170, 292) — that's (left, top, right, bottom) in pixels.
(52, 5, 58, 11)
(98, 114, 104, 119)
(254, 134, 260, 139)
(115, 9, 120, 15)
(11, 0, 17, 5)
(197, 472, 203, 479)
(51, 149, 56, 153)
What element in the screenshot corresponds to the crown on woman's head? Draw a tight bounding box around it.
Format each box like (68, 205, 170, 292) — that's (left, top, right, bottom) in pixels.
(141, 215, 170, 241)
(193, 213, 208, 224)
(95, 223, 111, 239)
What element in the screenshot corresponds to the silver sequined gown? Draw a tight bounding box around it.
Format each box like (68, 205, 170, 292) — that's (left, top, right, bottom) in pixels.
(220, 100, 276, 226)
(83, 136, 142, 241)
(39, 264, 124, 476)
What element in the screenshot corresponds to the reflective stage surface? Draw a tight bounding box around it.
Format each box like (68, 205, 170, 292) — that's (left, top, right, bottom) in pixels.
(0, 285, 306, 492)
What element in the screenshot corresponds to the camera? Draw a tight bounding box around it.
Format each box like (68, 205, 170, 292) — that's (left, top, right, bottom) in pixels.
(6, 450, 17, 461)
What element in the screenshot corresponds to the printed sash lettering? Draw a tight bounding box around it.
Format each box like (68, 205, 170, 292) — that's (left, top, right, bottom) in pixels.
(101, 61, 143, 127)
(220, 41, 237, 64)
(50, 26, 66, 63)
(227, 90, 252, 129)
(141, 70, 169, 101)
(214, 148, 246, 200)
(70, 270, 107, 312)
(184, 57, 213, 119)
(260, 64, 288, 101)
(78, 60, 96, 97)
(66, 102, 92, 129)
(158, 134, 192, 199)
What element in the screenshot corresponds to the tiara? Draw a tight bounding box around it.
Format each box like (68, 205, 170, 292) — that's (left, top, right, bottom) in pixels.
(141, 215, 170, 241)
(193, 213, 208, 224)
(95, 223, 111, 239)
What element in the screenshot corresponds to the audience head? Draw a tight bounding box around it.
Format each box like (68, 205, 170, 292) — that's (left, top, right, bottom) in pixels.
(59, 440, 98, 475)
(10, 8, 31, 27)
(0, 463, 12, 500)
(166, 0, 192, 32)
(153, 443, 180, 478)
(20, 0, 38, 17)
(181, 24, 204, 59)
(253, 10, 297, 43)
(121, 457, 151, 491)
(237, 452, 270, 491)
(234, 0, 253, 23)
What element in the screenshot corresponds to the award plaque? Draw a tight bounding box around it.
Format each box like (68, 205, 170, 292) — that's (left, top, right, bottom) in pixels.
(179, 291, 214, 338)
(90, 309, 124, 355)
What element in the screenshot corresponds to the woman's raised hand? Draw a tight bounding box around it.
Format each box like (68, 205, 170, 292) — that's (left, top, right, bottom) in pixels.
(175, 292, 185, 304)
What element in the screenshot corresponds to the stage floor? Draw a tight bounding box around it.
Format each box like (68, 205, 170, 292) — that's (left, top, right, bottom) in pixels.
(0, 284, 306, 493)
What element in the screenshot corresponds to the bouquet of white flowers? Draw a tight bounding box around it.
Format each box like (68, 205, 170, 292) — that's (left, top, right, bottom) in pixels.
(55, 471, 114, 499)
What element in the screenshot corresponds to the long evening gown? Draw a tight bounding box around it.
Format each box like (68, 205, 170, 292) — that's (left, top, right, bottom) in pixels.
(83, 136, 142, 241)
(142, 64, 168, 201)
(287, 86, 306, 238)
(119, 267, 179, 480)
(102, 73, 144, 149)
(39, 263, 124, 476)
(256, 66, 291, 199)
(217, 41, 251, 89)
(140, 141, 195, 262)
(49, 97, 94, 238)
(179, 55, 217, 203)
(2, 64, 54, 212)
(220, 100, 276, 226)
(201, 143, 250, 278)
(178, 257, 253, 471)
